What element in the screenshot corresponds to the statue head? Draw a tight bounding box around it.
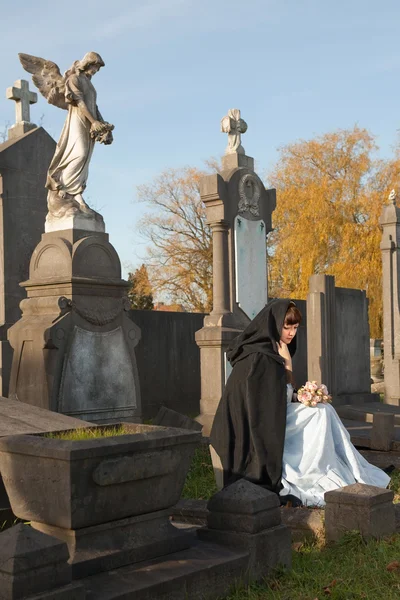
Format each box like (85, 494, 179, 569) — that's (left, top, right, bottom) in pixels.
(77, 52, 105, 76)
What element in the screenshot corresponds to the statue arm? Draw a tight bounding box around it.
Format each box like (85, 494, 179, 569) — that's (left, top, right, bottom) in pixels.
(96, 106, 104, 122)
(76, 99, 98, 125)
(67, 75, 102, 129)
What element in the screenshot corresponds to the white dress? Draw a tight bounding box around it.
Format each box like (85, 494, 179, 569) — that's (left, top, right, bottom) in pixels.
(280, 385, 390, 506)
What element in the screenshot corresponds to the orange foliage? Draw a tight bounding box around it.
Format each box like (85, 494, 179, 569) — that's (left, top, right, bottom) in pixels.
(267, 126, 400, 337)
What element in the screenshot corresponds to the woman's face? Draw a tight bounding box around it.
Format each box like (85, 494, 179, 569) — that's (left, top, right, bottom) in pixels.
(280, 321, 299, 345)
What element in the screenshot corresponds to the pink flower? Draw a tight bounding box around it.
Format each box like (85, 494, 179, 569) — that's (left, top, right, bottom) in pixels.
(311, 401, 317, 407)
(320, 384, 329, 395)
(305, 381, 318, 392)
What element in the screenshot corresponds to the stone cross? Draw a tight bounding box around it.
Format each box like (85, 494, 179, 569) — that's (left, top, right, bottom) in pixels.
(6, 79, 37, 140)
(221, 108, 248, 155)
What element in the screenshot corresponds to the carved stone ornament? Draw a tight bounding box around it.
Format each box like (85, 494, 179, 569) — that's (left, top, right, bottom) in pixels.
(221, 108, 247, 155)
(389, 189, 397, 205)
(60, 297, 130, 326)
(238, 173, 261, 217)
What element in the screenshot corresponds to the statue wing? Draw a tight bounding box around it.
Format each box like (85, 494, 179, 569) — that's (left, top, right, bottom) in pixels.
(18, 53, 68, 110)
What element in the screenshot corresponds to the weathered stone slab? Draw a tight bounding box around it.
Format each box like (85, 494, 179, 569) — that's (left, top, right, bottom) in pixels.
(325, 483, 395, 541)
(337, 402, 400, 425)
(153, 406, 203, 431)
(33, 509, 195, 579)
(0, 523, 83, 599)
(0, 398, 92, 438)
(359, 448, 400, 470)
(26, 583, 85, 599)
(81, 539, 249, 600)
(341, 418, 400, 451)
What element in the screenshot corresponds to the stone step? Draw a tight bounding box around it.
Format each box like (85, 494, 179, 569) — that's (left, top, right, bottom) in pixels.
(341, 418, 400, 451)
(81, 539, 249, 600)
(337, 402, 400, 425)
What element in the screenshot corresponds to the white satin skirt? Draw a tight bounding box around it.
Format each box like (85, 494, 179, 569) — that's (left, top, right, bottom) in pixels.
(280, 397, 391, 506)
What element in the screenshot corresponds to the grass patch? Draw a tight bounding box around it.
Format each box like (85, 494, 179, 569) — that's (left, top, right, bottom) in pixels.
(222, 532, 400, 599)
(44, 426, 130, 441)
(182, 444, 218, 500)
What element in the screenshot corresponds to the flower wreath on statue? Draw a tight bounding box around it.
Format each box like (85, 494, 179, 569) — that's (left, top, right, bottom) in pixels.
(90, 121, 114, 145)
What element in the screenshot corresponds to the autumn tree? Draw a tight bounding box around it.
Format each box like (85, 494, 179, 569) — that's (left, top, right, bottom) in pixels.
(127, 264, 154, 310)
(137, 166, 213, 312)
(267, 126, 400, 337)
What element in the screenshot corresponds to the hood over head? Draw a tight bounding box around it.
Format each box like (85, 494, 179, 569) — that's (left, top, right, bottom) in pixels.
(227, 299, 298, 366)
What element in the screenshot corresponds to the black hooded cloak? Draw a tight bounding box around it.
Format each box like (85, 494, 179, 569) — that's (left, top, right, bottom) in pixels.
(210, 299, 297, 493)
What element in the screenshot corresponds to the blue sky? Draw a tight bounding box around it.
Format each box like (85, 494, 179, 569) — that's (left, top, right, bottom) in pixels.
(1, 0, 400, 277)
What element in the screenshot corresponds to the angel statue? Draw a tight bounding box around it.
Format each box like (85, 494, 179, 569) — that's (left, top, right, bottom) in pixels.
(19, 51, 114, 227)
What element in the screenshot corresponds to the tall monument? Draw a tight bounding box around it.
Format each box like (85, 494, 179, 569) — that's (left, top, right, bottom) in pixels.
(195, 109, 276, 435)
(0, 79, 52, 396)
(7, 52, 141, 423)
(380, 189, 400, 405)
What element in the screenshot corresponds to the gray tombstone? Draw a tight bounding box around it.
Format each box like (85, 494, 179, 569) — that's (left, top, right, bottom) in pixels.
(307, 274, 378, 405)
(0, 79, 54, 396)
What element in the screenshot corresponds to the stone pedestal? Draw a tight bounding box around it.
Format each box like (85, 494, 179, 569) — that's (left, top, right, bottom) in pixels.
(33, 509, 194, 579)
(198, 479, 291, 582)
(325, 483, 395, 542)
(195, 152, 276, 435)
(0, 524, 84, 599)
(7, 228, 141, 423)
(380, 196, 400, 405)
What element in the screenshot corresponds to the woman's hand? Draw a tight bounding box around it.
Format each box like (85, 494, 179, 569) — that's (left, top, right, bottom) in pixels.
(278, 341, 291, 363)
(278, 341, 293, 384)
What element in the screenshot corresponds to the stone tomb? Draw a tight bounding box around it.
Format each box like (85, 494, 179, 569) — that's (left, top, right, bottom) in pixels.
(0, 418, 292, 599)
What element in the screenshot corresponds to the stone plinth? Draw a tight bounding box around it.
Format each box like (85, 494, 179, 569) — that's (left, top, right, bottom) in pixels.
(195, 149, 276, 435)
(7, 228, 141, 423)
(0, 523, 84, 599)
(380, 197, 400, 405)
(45, 211, 105, 233)
(325, 483, 395, 542)
(0, 127, 54, 397)
(198, 479, 291, 582)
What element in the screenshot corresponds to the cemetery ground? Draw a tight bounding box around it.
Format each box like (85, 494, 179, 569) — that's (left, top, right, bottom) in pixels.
(182, 447, 400, 600)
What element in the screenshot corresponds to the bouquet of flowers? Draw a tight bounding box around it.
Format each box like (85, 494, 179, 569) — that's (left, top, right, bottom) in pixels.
(297, 381, 332, 407)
